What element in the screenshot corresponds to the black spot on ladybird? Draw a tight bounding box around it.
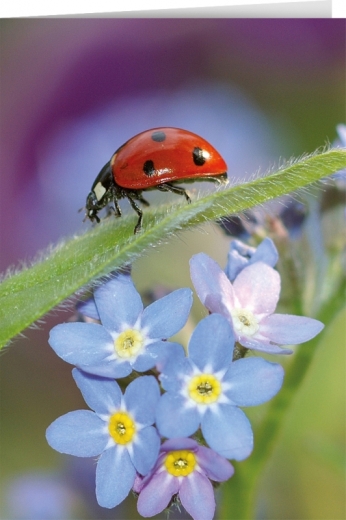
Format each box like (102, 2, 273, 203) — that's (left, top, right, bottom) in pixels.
(192, 147, 206, 166)
(143, 160, 156, 176)
(151, 131, 166, 142)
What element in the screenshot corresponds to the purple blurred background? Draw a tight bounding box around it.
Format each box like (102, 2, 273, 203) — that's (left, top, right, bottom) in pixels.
(0, 18, 345, 520)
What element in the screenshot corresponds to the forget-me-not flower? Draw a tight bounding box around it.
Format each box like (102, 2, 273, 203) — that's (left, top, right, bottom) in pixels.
(155, 314, 284, 460)
(46, 369, 161, 509)
(190, 253, 324, 355)
(49, 273, 193, 378)
(134, 437, 234, 520)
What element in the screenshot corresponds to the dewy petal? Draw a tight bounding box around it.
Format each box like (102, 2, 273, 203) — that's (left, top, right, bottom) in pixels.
(197, 445, 234, 482)
(180, 472, 215, 520)
(156, 393, 200, 439)
(46, 411, 107, 457)
(260, 314, 324, 345)
(190, 253, 236, 311)
(72, 368, 122, 414)
(124, 376, 160, 426)
(49, 323, 113, 366)
(96, 445, 136, 508)
(137, 472, 179, 517)
(188, 314, 234, 371)
(233, 262, 280, 315)
(224, 357, 284, 406)
(131, 426, 160, 476)
(93, 274, 143, 332)
(202, 405, 253, 460)
(141, 288, 193, 338)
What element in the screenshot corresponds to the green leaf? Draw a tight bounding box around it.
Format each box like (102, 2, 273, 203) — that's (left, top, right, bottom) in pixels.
(0, 148, 345, 349)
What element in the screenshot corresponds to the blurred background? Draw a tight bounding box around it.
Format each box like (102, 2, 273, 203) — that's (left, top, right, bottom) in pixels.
(0, 18, 345, 519)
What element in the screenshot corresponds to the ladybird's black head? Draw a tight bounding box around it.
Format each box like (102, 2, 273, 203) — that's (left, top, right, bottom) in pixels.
(85, 191, 101, 223)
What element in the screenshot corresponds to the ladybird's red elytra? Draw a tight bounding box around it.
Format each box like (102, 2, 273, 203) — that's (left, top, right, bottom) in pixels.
(85, 127, 228, 234)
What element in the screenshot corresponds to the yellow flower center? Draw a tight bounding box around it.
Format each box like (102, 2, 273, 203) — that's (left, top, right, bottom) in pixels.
(231, 308, 259, 336)
(188, 374, 221, 404)
(114, 329, 144, 358)
(108, 411, 136, 444)
(164, 450, 197, 477)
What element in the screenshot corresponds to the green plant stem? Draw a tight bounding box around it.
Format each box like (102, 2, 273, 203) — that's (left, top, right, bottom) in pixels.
(218, 278, 346, 520)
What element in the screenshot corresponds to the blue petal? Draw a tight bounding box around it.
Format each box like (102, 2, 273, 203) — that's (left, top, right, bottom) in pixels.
(124, 376, 160, 425)
(156, 393, 200, 438)
(202, 405, 253, 460)
(131, 426, 161, 475)
(76, 359, 133, 379)
(46, 411, 107, 456)
(49, 323, 113, 366)
(141, 288, 193, 338)
(76, 298, 100, 320)
(159, 351, 190, 393)
(224, 357, 284, 406)
(95, 445, 136, 508)
(180, 472, 215, 520)
(72, 369, 122, 414)
(188, 314, 234, 371)
(93, 274, 143, 332)
(155, 342, 186, 374)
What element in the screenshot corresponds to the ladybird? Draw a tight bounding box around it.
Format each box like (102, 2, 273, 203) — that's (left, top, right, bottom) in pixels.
(85, 127, 228, 233)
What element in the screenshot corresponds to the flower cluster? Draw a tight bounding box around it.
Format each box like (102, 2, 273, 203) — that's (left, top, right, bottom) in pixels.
(46, 238, 324, 520)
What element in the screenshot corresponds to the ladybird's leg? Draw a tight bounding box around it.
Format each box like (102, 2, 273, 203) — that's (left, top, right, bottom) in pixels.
(113, 198, 122, 218)
(156, 183, 191, 203)
(135, 193, 150, 207)
(125, 193, 143, 234)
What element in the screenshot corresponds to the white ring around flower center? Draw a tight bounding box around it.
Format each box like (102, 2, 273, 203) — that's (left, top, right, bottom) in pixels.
(230, 308, 259, 336)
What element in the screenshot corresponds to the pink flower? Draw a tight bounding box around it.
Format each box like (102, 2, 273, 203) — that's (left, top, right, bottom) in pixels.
(190, 253, 324, 355)
(134, 438, 234, 520)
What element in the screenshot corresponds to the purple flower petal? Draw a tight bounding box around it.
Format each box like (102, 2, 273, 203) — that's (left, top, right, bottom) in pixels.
(49, 323, 113, 366)
(141, 288, 193, 338)
(124, 375, 160, 425)
(197, 445, 234, 482)
(131, 426, 160, 475)
(72, 368, 122, 414)
(156, 393, 200, 439)
(188, 313, 234, 371)
(202, 405, 253, 460)
(190, 253, 236, 310)
(93, 274, 143, 332)
(137, 473, 178, 517)
(260, 313, 324, 344)
(46, 411, 107, 457)
(96, 445, 136, 508)
(233, 262, 280, 315)
(225, 357, 284, 406)
(235, 335, 293, 355)
(180, 472, 215, 520)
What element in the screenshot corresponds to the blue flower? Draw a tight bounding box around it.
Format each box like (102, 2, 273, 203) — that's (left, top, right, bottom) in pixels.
(190, 253, 324, 355)
(134, 438, 234, 520)
(225, 237, 279, 281)
(155, 314, 284, 460)
(46, 370, 161, 509)
(49, 273, 193, 378)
